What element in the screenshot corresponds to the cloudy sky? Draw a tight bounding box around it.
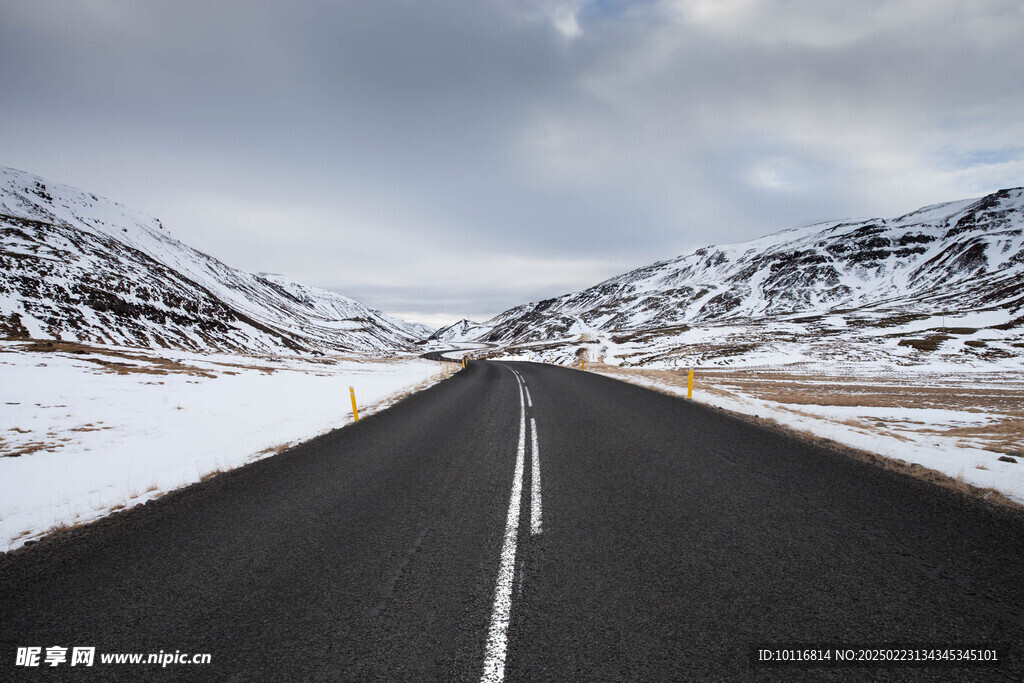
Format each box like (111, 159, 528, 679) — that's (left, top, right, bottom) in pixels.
(2, 0, 1022, 328)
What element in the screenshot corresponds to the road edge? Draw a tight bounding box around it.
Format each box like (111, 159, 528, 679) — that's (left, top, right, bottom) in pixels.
(0, 360, 461, 562)
(588, 366, 1024, 519)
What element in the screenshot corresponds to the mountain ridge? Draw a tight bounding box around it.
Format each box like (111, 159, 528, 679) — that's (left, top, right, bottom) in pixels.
(0, 166, 430, 355)
(463, 187, 1024, 368)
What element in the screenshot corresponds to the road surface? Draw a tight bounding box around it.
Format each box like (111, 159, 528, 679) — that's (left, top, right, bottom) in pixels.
(3, 360, 1023, 680)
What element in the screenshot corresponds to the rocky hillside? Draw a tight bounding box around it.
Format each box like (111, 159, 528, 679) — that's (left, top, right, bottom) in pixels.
(424, 319, 488, 345)
(0, 167, 430, 355)
(470, 188, 1024, 368)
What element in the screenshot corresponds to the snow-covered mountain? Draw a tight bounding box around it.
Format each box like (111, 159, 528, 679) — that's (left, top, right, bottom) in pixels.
(0, 167, 430, 355)
(425, 318, 488, 344)
(470, 188, 1024, 368)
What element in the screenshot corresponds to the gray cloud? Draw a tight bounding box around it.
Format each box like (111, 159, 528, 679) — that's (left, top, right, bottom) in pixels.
(2, 0, 1022, 327)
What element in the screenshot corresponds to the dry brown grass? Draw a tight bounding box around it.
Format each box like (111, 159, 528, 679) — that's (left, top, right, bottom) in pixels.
(200, 468, 225, 482)
(938, 417, 1024, 455)
(205, 360, 279, 375)
(598, 364, 1024, 432)
(12, 339, 219, 378)
(45, 519, 86, 535)
(1, 440, 54, 457)
(70, 423, 112, 433)
(699, 368, 1023, 413)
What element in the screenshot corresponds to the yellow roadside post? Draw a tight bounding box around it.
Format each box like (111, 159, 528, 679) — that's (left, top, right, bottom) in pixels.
(349, 386, 360, 422)
(581, 358, 585, 371)
(687, 367, 694, 399)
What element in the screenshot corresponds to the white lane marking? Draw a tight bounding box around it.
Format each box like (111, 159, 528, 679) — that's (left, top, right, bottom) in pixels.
(511, 370, 541, 535)
(481, 369, 527, 683)
(529, 417, 542, 536)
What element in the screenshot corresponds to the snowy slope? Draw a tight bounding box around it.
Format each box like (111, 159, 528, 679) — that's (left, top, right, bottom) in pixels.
(425, 318, 490, 344)
(474, 188, 1024, 368)
(0, 167, 430, 354)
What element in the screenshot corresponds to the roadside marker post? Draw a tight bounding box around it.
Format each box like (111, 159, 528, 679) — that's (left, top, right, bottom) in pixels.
(349, 386, 360, 422)
(687, 367, 694, 399)
(581, 358, 585, 371)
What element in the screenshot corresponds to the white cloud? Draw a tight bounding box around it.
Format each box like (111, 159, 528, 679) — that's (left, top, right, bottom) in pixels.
(552, 2, 584, 38)
(670, 0, 1024, 48)
(674, 0, 759, 31)
(501, 0, 586, 38)
(747, 157, 805, 191)
(528, 0, 1024, 215)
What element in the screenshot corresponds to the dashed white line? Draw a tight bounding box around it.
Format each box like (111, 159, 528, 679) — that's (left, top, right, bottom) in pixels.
(530, 417, 542, 536)
(481, 369, 528, 683)
(525, 386, 533, 408)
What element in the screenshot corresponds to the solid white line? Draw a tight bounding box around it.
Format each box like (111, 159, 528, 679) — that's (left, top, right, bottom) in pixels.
(530, 417, 542, 536)
(481, 370, 527, 683)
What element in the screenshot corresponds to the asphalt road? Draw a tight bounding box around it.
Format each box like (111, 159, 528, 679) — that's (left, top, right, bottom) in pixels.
(3, 360, 1024, 681)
